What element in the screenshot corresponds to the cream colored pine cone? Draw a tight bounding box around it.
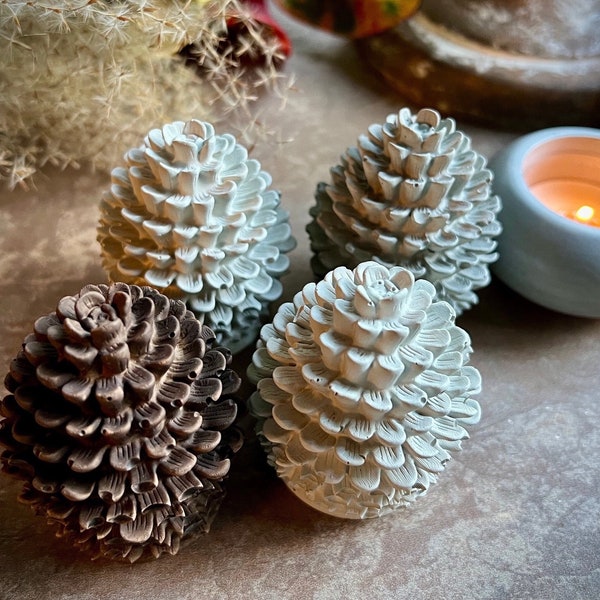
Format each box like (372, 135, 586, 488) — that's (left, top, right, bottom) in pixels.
(307, 107, 502, 315)
(248, 261, 481, 519)
(98, 119, 296, 354)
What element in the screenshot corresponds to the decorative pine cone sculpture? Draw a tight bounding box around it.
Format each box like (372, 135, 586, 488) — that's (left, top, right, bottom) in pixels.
(307, 107, 502, 315)
(0, 283, 242, 562)
(248, 261, 481, 519)
(98, 119, 296, 354)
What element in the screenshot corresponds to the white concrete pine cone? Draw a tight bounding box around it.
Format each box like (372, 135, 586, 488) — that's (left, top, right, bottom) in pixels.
(98, 120, 296, 354)
(307, 107, 502, 315)
(248, 261, 481, 519)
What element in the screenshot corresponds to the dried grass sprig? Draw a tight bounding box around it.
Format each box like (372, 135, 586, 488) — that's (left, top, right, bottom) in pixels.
(0, 0, 291, 189)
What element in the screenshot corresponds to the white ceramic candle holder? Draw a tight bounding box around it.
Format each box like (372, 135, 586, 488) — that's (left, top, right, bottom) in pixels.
(490, 127, 600, 318)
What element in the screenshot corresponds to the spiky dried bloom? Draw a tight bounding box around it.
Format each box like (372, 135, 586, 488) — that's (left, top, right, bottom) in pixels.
(307, 107, 502, 315)
(0, 0, 290, 189)
(98, 119, 296, 354)
(182, 0, 292, 118)
(0, 283, 242, 561)
(248, 261, 481, 519)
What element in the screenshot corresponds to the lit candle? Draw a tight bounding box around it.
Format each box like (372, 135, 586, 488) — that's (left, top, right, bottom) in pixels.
(489, 127, 600, 318)
(573, 205, 599, 226)
(522, 133, 600, 228)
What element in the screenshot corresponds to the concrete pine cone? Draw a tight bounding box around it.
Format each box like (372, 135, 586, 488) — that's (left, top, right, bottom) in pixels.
(248, 261, 481, 519)
(307, 107, 502, 315)
(98, 119, 296, 355)
(0, 283, 242, 562)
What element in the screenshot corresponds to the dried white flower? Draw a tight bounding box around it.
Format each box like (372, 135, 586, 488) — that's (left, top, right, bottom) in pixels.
(0, 0, 290, 188)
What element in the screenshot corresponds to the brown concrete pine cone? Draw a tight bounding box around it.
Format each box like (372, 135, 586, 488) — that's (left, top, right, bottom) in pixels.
(0, 283, 242, 562)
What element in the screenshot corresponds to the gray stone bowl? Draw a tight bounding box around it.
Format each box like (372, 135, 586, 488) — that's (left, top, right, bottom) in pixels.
(490, 127, 600, 317)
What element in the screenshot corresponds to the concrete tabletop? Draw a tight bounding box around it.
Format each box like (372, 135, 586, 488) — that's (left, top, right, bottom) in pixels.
(0, 7, 598, 600)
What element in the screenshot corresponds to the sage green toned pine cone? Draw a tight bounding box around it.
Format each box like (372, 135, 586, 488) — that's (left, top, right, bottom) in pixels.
(0, 283, 242, 562)
(307, 107, 502, 315)
(98, 119, 296, 354)
(248, 261, 481, 519)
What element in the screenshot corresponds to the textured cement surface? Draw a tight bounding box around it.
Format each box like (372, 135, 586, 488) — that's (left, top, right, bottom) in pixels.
(0, 6, 599, 600)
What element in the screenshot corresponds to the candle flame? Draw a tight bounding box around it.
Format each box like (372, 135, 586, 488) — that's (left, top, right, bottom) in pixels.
(574, 205, 595, 223)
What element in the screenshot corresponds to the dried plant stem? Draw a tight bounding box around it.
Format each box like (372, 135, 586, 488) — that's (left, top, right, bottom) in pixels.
(0, 0, 290, 189)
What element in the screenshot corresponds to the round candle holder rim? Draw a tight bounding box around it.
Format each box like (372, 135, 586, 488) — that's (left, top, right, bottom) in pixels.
(496, 126, 600, 238)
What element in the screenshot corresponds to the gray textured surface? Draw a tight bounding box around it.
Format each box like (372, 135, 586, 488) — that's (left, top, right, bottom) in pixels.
(0, 7, 598, 600)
